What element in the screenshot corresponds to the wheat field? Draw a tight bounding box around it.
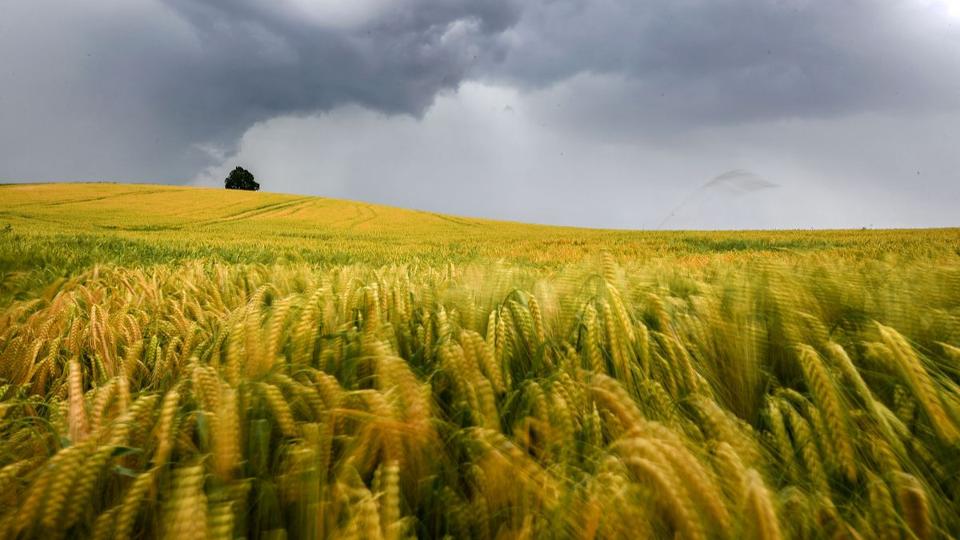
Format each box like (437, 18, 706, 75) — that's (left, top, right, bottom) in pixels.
(1, 183, 959, 539)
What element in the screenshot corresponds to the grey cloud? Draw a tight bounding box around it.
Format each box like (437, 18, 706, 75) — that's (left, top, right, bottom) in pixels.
(157, 0, 521, 116)
(704, 170, 778, 193)
(487, 0, 960, 130)
(657, 169, 778, 229)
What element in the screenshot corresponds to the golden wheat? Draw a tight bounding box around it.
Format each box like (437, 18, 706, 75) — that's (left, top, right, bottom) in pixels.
(1, 184, 959, 538)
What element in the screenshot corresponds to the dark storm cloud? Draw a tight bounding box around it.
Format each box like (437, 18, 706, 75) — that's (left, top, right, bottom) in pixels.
(487, 0, 960, 132)
(155, 0, 520, 124)
(0, 0, 521, 181)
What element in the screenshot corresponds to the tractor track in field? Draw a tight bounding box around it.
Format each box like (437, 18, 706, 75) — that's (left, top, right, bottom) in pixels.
(0, 209, 77, 227)
(426, 212, 483, 228)
(32, 189, 173, 207)
(347, 204, 379, 230)
(193, 197, 316, 227)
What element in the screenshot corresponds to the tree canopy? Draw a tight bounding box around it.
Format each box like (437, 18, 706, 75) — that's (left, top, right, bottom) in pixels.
(224, 166, 259, 191)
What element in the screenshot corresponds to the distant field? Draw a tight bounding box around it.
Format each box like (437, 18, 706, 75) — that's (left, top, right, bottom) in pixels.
(2, 183, 957, 271)
(1, 183, 959, 538)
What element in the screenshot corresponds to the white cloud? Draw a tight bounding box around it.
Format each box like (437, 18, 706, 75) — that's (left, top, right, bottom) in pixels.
(928, 0, 960, 18)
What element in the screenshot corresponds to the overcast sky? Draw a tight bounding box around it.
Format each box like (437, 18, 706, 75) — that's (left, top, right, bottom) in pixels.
(2, 0, 959, 229)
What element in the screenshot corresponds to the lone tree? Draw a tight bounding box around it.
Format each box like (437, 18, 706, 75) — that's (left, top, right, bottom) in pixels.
(224, 166, 260, 191)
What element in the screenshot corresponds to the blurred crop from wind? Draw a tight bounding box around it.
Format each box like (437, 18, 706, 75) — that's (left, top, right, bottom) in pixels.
(1, 183, 959, 539)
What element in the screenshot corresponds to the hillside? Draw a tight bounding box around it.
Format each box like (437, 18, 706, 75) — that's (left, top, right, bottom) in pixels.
(2, 183, 958, 269)
(0, 182, 502, 235)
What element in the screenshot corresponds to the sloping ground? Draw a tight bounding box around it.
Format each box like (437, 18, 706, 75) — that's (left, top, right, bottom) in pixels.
(0, 183, 958, 269)
(0, 183, 497, 234)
